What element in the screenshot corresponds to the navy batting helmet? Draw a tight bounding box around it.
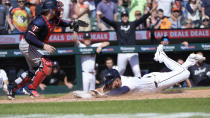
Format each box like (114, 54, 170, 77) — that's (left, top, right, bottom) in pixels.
(104, 69, 121, 86)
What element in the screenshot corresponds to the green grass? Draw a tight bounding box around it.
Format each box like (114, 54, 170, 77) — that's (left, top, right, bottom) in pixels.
(0, 98, 210, 115)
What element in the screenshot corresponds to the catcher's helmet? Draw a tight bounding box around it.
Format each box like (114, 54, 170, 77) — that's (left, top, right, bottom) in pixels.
(104, 69, 121, 86)
(42, 0, 57, 13)
(56, 0, 64, 12)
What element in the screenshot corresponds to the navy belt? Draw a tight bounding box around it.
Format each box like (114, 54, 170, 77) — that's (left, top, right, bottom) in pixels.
(154, 81, 158, 88)
(82, 71, 94, 74)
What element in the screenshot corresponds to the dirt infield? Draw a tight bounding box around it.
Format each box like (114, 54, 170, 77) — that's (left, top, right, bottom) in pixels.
(1, 89, 210, 104)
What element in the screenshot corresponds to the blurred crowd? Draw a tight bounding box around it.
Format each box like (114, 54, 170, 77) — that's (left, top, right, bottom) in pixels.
(0, 0, 210, 34)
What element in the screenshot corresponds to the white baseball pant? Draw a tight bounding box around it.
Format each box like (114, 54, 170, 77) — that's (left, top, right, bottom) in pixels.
(82, 72, 95, 92)
(117, 53, 141, 77)
(138, 52, 190, 92)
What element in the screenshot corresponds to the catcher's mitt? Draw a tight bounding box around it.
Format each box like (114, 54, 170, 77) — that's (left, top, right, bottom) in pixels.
(72, 20, 89, 32)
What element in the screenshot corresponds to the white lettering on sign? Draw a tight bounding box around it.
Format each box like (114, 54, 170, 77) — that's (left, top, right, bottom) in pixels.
(92, 34, 108, 40)
(14, 51, 21, 55)
(185, 31, 189, 36)
(170, 31, 189, 37)
(80, 48, 93, 52)
(66, 34, 73, 40)
(201, 44, 210, 50)
(190, 30, 209, 37)
(0, 52, 7, 55)
(66, 34, 82, 41)
(141, 47, 156, 51)
(163, 46, 175, 51)
(58, 50, 67, 54)
(155, 31, 168, 38)
(120, 47, 135, 51)
(49, 34, 65, 41)
(202, 44, 210, 48)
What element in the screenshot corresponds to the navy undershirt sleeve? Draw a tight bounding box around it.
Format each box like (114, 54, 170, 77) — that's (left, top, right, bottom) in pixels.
(24, 17, 45, 48)
(25, 32, 44, 48)
(106, 86, 130, 96)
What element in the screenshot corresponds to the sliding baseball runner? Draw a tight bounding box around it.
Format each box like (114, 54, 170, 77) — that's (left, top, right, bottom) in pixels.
(74, 45, 205, 98)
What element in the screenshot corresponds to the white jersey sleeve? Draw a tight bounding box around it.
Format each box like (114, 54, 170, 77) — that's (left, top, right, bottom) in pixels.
(112, 66, 119, 71)
(78, 41, 86, 48)
(91, 43, 102, 47)
(121, 76, 140, 91)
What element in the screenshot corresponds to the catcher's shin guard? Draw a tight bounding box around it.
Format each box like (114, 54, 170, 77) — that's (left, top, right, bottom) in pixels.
(8, 71, 33, 93)
(7, 71, 33, 100)
(13, 77, 31, 92)
(28, 58, 53, 90)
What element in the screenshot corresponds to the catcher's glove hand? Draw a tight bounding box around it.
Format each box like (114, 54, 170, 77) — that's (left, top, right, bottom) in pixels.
(72, 21, 79, 32)
(77, 20, 89, 27)
(71, 19, 89, 32)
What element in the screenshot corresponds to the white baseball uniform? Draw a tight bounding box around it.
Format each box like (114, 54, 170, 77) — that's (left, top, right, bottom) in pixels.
(0, 69, 8, 89)
(120, 53, 191, 93)
(112, 65, 119, 71)
(78, 42, 102, 92)
(117, 53, 141, 77)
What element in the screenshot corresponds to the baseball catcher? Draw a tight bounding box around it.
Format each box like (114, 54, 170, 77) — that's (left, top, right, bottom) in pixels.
(7, 0, 88, 100)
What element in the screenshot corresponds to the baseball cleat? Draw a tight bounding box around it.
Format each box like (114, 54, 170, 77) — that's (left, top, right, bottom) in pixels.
(194, 54, 206, 61)
(7, 89, 15, 100)
(23, 87, 34, 98)
(186, 53, 206, 66)
(186, 53, 206, 65)
(154, 44, 164, 63)
(31, 90, 40, 97)
(7, 95, 15, 100)
(23, 87, 40, 98)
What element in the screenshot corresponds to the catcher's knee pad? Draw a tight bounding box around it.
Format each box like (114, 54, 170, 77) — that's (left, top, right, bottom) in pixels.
(28, 58, 53, 90)
(10, 71, 34, 92)
(40, 58, 53, 75)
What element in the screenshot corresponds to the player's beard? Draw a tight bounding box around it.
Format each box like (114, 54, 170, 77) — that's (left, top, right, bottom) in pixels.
(113, 83, 121, 89)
